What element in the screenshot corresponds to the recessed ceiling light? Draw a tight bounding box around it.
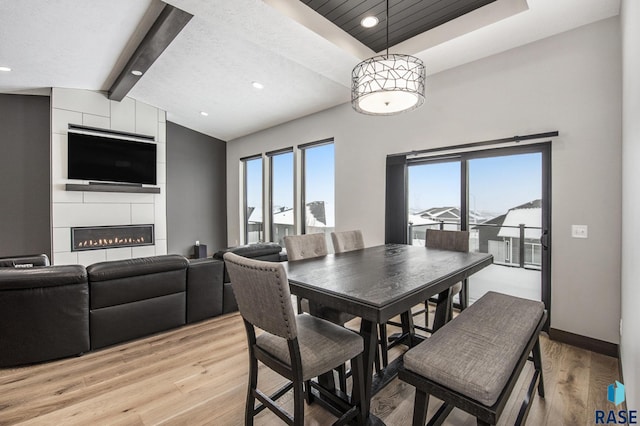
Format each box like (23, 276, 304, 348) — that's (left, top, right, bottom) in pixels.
(131, 70, 143, 76)
(0, 66, 11, 72)
(360, 16, 379, 28)
(200, 111, 209, 117)
(252, 81, 264, 90)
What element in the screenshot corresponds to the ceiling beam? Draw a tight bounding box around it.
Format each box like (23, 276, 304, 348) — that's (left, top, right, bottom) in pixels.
(108, 3, 193, 101)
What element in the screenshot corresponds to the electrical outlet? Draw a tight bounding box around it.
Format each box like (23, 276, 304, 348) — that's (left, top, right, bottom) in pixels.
(571, 225, 588, 238)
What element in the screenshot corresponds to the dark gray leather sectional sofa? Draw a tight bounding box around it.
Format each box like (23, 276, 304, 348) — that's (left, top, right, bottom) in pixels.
(0, 243, 283, 367)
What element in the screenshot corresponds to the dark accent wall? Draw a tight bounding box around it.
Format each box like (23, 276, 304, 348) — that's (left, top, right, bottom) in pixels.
(166, 122, 226, 257)
(0, 94, 51, 258)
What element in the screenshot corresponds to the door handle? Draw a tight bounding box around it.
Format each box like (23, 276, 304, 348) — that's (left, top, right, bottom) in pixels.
(540, 229, 549, 250)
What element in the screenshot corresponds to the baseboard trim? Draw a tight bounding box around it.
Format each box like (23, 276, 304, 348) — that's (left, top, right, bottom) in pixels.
(549, 328, 618, 358)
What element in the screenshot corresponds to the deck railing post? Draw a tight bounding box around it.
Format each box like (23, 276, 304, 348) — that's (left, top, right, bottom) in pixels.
(519, 224, 526, 268)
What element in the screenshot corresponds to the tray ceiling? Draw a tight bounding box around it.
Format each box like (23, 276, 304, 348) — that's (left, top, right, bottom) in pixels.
(301, 0, 498, 53)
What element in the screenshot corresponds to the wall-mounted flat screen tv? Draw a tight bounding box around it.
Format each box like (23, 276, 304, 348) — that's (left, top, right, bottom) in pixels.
(68, 131, 157, 185)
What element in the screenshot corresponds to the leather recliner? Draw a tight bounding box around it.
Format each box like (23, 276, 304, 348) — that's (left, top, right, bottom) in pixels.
(87, 255, 189, 350)
(0, 254, 90, 367)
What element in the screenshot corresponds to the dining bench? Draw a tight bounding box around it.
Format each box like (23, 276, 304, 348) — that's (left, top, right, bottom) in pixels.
(398, 291, 547, 426)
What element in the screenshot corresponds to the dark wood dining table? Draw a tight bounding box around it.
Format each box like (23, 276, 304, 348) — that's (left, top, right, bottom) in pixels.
(283, 243, 493, 424)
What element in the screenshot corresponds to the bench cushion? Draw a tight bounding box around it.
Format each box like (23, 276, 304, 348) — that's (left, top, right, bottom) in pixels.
(403, 291, 544, 406)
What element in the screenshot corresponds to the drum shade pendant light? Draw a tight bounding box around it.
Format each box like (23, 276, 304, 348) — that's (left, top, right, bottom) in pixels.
(351, 0, 425, 115)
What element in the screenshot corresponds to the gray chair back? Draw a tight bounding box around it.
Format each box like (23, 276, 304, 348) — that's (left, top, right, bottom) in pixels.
(223, 252, 297, 340)
(283, 233, 327, 261)
(331, 230, 365, 253)
(425, 229, 469, 252)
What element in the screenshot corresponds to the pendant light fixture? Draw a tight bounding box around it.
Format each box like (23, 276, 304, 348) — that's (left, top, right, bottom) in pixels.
(351, 0, 426, 115)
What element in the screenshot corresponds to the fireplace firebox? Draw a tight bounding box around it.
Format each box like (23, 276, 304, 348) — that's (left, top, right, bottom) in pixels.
(71, 225, 154, 251)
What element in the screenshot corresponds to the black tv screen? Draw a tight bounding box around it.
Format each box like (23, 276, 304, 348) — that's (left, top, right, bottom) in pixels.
(68, 132, 157, 185)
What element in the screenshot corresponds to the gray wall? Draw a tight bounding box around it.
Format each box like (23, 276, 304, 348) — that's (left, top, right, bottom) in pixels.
(0, 94, 51, 258)
(621, 0, 639, 411)
(166, 121, 226, 257)
(227, 18, 623, 345)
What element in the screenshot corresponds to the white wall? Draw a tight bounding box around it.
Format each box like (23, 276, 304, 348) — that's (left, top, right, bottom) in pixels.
(227, 18, 623, 344)
(621, 0, 639, 410)
(51, 88, 167, 265)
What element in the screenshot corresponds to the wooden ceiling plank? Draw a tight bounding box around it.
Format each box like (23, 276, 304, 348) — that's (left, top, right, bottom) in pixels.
(301, 0, 497, 53)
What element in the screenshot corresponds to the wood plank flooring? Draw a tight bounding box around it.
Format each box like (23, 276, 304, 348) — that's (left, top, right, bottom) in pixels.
(0, 311, 619, 425)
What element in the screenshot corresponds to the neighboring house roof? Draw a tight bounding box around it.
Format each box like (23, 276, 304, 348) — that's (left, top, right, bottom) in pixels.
(497, 207, 542, 239)
(415, 207, 461, 224)
(408, 214, 439, 226)
(247, 206, 262, 223)
(511, 199, 542, 210)
(248, 201, 335, 227)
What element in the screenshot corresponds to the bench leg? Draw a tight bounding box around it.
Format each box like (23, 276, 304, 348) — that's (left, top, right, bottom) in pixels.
(412, 389, 429, 426)
(532, 337, 545, 398)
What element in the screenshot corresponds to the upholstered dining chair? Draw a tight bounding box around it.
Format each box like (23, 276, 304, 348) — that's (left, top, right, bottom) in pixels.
(284, 234, 355, 324)
(423, 228, 470, 332)
(331, 230, 388, 372)
(331, 230, 365, 254)
(223, 252, 365, 426)
(283, 233, 356, 392)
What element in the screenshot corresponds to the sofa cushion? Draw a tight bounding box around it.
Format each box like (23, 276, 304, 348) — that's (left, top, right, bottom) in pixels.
(87, 254, 188, 282)
(87, 255, 188, 309)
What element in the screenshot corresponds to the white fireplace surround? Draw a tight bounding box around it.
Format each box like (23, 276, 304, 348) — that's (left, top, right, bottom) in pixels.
(51, 88, 167, 266)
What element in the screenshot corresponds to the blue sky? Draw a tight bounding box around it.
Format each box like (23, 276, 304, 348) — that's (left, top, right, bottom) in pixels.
(245, 143, 335, 210)
(409, 152, 542, 215)
(248, 148, 540, 218)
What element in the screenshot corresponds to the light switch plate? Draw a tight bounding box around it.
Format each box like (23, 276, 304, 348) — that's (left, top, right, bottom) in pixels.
(571, 225, 588, 238)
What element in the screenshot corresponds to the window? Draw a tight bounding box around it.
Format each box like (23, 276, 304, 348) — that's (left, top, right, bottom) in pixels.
(301, 141, 334, 241)
(243, 156, 263, 244)
(268, 149, 294, 246)
(408, 160, 461, 246)
(241, 139, 335, 247)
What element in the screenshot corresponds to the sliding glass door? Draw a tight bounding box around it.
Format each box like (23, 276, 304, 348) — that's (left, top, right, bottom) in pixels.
(466, 151, 544, 303)
(405, 144, 550, 309)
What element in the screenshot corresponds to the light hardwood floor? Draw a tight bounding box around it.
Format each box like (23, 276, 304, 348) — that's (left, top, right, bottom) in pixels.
(0, 311, 619, 425)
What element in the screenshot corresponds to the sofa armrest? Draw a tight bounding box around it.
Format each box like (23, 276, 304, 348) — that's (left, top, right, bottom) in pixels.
(187, 258, 224, 323)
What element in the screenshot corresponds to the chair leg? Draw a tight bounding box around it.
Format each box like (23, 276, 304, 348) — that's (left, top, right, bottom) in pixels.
(412, 389, 429, 426)
(350, 353, 366, 426)
(293, 379, 305, 426)
(337, 364, 347, 393)
(246, 353, 258, 426)
(424, 301, 430, 330)
(532, 338, 545, 397)
(304, 380, 314, 404)
(460, 279, 469, 310)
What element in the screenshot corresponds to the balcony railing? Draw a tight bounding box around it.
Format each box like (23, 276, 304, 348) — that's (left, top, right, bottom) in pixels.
(408, 221, 542, 270)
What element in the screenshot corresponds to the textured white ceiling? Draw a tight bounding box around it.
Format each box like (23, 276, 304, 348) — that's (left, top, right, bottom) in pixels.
(0, 0, 621, 141)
